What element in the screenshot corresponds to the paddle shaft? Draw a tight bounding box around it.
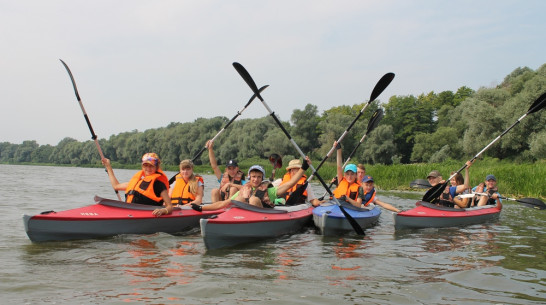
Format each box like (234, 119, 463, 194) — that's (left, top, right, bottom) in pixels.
(232, 62, 367, 235)
(319, 108, 384, 198)
(168, 85, 268, 184)
(60, 59, 122, 201)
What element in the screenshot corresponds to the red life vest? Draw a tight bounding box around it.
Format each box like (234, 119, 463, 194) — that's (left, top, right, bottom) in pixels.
(125, 169, 169, 205)
(171, 174, 204, 205)
(281, 173, 308, 201)
(333, 178, 361, 200)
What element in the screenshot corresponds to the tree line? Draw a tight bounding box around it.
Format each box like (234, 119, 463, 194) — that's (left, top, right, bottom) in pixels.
(2, 65, 545, 167)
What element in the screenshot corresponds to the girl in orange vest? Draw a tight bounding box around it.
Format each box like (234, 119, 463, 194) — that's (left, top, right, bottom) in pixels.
(169, 159, 204, 206)
(102, 153, 172, 217)
(332, 141, 362, 207)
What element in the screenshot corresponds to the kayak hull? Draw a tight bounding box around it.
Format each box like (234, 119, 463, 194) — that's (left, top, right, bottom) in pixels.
(23, 196, 223, 242)
(200, 201, 313, 250)
(394, 201, 502, 229)
(312, 202, 381, 236)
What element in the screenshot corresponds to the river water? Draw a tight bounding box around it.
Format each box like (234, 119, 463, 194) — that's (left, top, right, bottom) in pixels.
(1, 164, 545, 304)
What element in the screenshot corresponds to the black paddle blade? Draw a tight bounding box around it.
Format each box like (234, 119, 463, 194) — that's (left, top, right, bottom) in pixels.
(338, 204, 365, 235)
(59, 59, 81, 101)
(422, 183, 447, 203)
(369, 72, 395, 102)
(517, 198, 546, 210)
(233, 62, 264, 101)
(528, 92, 546, 114)
(366, 108, 384, 135)
(410, 179, 432, 189)
(285, 181, 308, 205)
(268, 153, 282, 169)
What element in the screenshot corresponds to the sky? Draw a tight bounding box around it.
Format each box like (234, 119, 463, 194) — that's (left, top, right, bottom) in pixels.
(1, 0, 545, 145)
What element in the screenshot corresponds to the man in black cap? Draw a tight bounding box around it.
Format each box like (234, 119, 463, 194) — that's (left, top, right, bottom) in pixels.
(207, 140, 246, 202)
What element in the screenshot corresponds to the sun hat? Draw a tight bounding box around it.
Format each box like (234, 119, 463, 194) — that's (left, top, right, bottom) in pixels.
(427, 170, 441, 178)
(485, 174, 496, 181)
(286, 159, 302, 171)
(248, 165, 266, 178)
(362, 175, 374, 183)
(141, 153, 160, 166)
(344, 164, 357, 173)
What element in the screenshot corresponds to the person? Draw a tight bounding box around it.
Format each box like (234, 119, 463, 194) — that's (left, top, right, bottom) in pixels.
(169, 159, 204, 206)
(102, 153, 172, 217)
(357, 164, 366, 183)
(471, 174, 502, 207)
(332, 142, 362, 207)
(279, 159, 324, 206)
(192, 157, 312, 211)
(206, 140, 245, 202)
(437, 160, 473, 208)
(360, 175, 400, 212)
(427, 170, 443, 187)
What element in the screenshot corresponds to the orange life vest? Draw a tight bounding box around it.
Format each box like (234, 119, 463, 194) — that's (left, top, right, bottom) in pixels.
(281, 173, 308, 201)
(361, 189, 376, 207)
(171, 174, 204, 205)
(333, 178, 361, 200)
(125, 169, 169, 205)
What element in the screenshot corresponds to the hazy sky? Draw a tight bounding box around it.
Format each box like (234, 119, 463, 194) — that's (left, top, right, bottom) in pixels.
(2, 0, 544, 145)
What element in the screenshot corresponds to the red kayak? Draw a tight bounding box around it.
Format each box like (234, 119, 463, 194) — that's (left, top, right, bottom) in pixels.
(200, 201, 313, 250)
(23, 196, 224, 242)
(393, 201, 502, 229)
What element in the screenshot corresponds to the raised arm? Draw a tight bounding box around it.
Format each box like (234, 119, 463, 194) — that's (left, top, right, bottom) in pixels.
(102, 158, 128, 191)
(206, 140, 222, 180)
(276, 156, 310, 196)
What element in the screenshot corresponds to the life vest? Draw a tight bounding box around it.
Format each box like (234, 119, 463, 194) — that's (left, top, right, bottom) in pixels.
(361, 188, 376, 207)
(333, 178, 361, 200)
(280, 173, 308, 202)
(171, 174, 204, 205)
(125, 169, 169, 206)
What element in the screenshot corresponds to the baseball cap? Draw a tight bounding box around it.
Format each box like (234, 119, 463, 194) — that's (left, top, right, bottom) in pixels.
(362, 175, 374, 183)
(427, 170, 441, 178)
(226, 159, 238, 167)
(344, 164, 357, 173)
(485, 174, 496, 181)
(248, 165, 265, 178)
(141, 153, 160, 166)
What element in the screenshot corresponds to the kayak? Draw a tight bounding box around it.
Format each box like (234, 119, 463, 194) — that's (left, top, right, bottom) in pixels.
(313, 201, 381, 236)
(200, 200, 313, 250)
(393, 201, 502, 229)
(23, 196, 224, 242)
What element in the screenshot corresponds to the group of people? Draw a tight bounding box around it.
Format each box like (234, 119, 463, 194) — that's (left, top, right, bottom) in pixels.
(100, 139, 406, 216)
(426, 161, 502, 208)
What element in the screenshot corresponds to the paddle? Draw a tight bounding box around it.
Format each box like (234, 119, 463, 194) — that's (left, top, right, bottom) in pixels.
(459, 193, 546, 210)
(232, 62, 365, 235)
(318, 108, 384, 200)
(309, 74, 394, 180)
(423, 92, 546, 203)
(409, 179, 432, 189)
(59, 59, 122, 201)
(168, 85, 268, 184)
(269, 153, 282, 181)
